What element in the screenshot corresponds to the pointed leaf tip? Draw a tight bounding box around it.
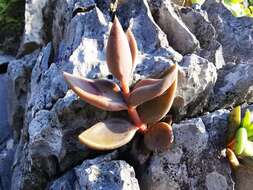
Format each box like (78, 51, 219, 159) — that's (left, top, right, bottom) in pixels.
(226, 148, 240, 168)
(63, 72, 127, 111)
(144, 122, 173, 151)
(126, 28, 138, 68)
(78, 118, 138, 150)
(241, 109, 251, 129)
(129, 64, 178, 107)
(106, 16, 133, 86)
(234, 127, 247, 155)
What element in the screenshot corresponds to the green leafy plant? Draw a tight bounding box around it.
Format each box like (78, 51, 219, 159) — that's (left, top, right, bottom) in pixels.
(226, 106, 253, 169)
(63, 16, 178, 151)
(179, 0, 253, 18)
(222, 0, 253, 17)
(0, 0, 23, 23)
(0, 0, 24, 52)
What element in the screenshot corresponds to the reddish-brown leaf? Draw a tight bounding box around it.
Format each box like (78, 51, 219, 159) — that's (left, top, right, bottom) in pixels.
(137, 78, 177, 124)
(79, 118, 138, 150)
(63, 72, 127, 111)
(132, 78, 159, 91)
(106, 16, 132, 86)
(144, 122, 173, 151)
(126, 28, 138, 68)
(128, 64, 178, 107)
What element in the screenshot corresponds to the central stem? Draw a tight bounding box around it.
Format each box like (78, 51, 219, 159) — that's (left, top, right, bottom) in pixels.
(121, 81, 146, 131)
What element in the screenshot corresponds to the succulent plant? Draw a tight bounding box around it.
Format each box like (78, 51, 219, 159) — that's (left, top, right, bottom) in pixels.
(63, 16, 178, 151)
(226, 106, 253, 169)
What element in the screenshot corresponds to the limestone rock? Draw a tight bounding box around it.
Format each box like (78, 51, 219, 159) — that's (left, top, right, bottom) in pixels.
(206, 171, 228, 190)
(19, 0, 49, 55)
(173, 118, 208, 155)
(0, 69, 15, 190)
(7, 51, 40, 140)
(178, 7, 226, 69)
(137, 109, 234, 190)
(49, 152, 140, 190)
(175, 54, 217, 118)
(0, 74, 11, 145)
(0, 139, 15, 190)
(148, 0, 200, 55)
(204, 0, 253, 64)
(208, 63, 253, 111)
(19, 0, 92, 57)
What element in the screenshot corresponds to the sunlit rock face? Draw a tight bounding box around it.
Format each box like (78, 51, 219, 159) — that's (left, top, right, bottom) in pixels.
(203, 0, 253, 65)
(134, 109, 234, 190)
(1, 0, 253, 189)
(48, 152, 140, 190)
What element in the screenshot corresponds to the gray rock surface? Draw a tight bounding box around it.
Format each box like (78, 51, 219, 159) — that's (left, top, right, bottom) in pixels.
(0, 54, 14, 65)
(175, 54, 217, 118)
(0, 74, 11, 145)
(0, 71, 15, 190)
(204, 0, 253, 64)
(0, 139, 15, 190)
(148, 0, 200, 55)
(19, 0, 90, 57)
(136, 109, 234, 190)
(178, 7, 226, 69)
(49, 152, 140, 190)
(7, 50, 40, 140)
(206, 171, 228, 190)
(173, 118, 208, 155)
(208, 63, 253, 111)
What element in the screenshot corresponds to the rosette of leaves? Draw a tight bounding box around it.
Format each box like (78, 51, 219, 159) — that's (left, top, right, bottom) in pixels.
(63, 16, 178, 151)
(226, 106, 253, 169)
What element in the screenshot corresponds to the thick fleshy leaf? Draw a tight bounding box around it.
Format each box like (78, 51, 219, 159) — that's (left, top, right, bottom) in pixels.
(137, 79, 177, 124)
(128, 64, 178, 107)
(234, 127, 248, 155)
(126, 28, 138, 68)
(227, 106, 241, 144)
(247, 124, 253, 138)
(63, 72, 127, 111)
(106, 16, 132, 85)
(226, 148, 240, 168)
(241, 140, 253, 157)
(78, 118, 138, 150)
(132, 78, 160, 90)
(144, 122, 173, 151)
(241, 109, 251, 129)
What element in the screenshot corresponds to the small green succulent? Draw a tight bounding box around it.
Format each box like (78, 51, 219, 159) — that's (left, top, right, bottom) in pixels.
(178, 0, 253, 18)
(226, 106, 253, 169)
(222, 0, 253, 18)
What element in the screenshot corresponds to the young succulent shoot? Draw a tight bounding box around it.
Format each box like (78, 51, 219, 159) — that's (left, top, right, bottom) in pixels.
(63, 15, 178, 151)
(226, 106, 253, 169)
